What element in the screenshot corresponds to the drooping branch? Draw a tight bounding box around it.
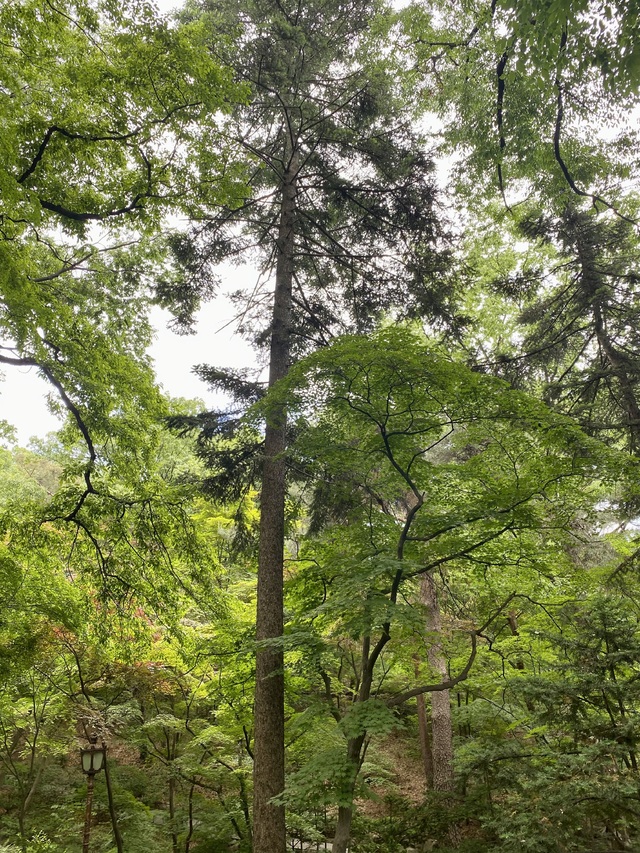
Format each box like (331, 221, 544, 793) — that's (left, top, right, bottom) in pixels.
(36, 364, 97, 520)
(18, 126, 136, 185)
(553, 31, 635, 224)
(496, 49, 510, 208)
(386, 591, 517, 707)
(0, 351, 97, 515)
(18, 104, 202, 185)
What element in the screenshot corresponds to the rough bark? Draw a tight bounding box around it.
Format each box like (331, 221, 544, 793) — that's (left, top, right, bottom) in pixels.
(421, 573, 454, 792)
(414, 656, 434, 788)
(422, 573, 462, 846)
(252, 152, 298, 853)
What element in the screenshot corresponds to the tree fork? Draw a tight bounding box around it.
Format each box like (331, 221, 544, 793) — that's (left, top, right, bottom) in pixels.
(252, 150, 299, 853)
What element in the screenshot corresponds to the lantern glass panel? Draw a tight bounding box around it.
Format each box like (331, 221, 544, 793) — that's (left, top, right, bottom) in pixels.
(81, 750, 93, 773)
(92, 748, 104, 772)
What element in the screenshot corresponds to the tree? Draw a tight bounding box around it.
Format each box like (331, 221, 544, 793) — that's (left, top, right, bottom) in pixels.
(269, 324, 617, 851)
(403, 0, 640, 536)
(443, 574, 640, 853)
(1, 0, 240, 228)
(487, 208, 640, 455)
(403, 0, 640, 219)
(0, 0, 244, 484)
(175, 1, 460, 848)
(0, 418, 254, 851)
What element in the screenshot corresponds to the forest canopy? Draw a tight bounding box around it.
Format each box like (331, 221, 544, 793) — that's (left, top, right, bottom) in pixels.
(1, 1, 640, 852)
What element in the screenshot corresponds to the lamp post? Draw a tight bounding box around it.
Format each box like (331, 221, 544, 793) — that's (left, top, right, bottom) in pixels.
(80, 735, 105, 853)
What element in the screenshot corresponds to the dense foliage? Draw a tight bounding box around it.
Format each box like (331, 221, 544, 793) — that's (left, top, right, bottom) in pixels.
(1, 0, 640, 852)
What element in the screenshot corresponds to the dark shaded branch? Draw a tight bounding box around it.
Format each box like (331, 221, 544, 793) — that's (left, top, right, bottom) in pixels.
(607, 544, 640, 582)
(404, 523, 516, 580)
(319, 669, 341, 723)
(415, 26, 479, 50)
(496, 50, 510, 208)
(242, 725, 254, 760)
(38, 365, 97, 520)
(0, 353, 39, 367)
(386, 591, 517, 707)
(32, 253, 93, 282)
(18, 126, 129, 185)
(553, 31, 635, 224)
(18, 103, 201, 185)
(38, 195, 145, 222)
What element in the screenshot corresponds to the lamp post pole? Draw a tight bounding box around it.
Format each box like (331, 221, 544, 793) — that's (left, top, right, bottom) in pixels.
(80, 735, 105, 853)
(82, 770, 96, 853)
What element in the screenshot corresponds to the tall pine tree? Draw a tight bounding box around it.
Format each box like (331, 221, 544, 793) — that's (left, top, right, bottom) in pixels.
(175, 1, 461, 848)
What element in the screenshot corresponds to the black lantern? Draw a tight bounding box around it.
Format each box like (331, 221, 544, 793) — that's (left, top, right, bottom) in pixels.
(80, 736, 105, 776)
(80, 735, 105, 853)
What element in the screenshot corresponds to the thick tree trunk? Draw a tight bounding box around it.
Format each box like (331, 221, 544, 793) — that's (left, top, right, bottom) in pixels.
(252, 153, 298, 853)
(333, 806, 353, 853)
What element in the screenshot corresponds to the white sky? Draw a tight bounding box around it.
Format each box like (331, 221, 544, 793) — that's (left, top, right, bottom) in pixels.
(148, 280, 258, 406)
(0, 274, 258, 446)
(0, 0, 263, 447)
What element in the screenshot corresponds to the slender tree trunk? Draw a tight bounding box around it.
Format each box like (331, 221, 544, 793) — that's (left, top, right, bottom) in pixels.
(421, 573, 461, 846)
(102, 745, 124, 853)
(238, 766, 252, 846)
(18, 809, 27, 853)
(253, 151, 298, 853)
(185, 783, 195, 853)
(332, 635, 373, 853)
(332, 734, 365, 853)
(421, 573, 454, 792)
(18, 761, 44, 852)
(169, 772, 178, 853)
(414, 656, 434, 788)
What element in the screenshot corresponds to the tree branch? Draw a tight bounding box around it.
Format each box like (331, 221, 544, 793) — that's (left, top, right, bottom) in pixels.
(18, 102, 202, 185)
(38, 195, 145, 222)
(386, 591, 517, 707)
(553, 31, 635, 224)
